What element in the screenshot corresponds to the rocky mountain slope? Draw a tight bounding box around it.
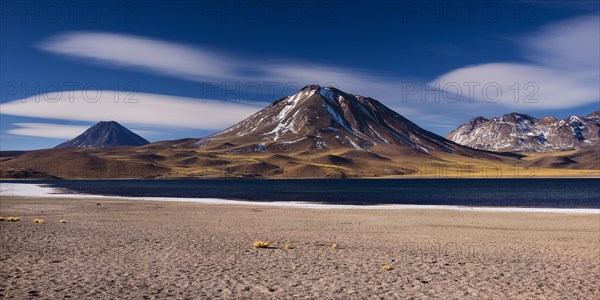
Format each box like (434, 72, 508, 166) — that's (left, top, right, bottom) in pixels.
(446, 111, 600, 152)
(55, 121, 149, 149)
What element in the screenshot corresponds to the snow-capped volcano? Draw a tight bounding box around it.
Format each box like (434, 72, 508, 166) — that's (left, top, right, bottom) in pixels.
(446, 111, 600, 152)
(180, 85, 489, 158)
(55, 121, 149, 149)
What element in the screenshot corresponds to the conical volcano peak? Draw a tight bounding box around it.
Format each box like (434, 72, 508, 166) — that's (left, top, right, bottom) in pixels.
(300, 84, 321, 91)
(55, 121, 149, 149)
(99, 120, 119, 125)
(191, 85, 476, 157)
(298, 84, 348, 97)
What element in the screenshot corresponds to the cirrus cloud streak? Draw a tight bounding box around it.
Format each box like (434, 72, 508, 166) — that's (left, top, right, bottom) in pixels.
(0, 91, 263, 133)
(7, 123, 91, 139)
(431, 15, 599, 109)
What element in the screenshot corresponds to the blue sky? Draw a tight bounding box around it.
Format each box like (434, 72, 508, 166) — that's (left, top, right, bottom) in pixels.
(1, 0, 599, 150)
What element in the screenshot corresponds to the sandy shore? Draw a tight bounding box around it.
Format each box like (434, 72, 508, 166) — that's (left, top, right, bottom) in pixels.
(1, 196, 599, 299)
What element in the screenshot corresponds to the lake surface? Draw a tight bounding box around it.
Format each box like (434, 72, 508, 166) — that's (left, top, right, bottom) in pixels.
(4, 179, 600, 208)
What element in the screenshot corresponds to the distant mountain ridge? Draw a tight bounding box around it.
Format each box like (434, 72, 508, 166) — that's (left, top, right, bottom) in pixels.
(55, 121, 149, 149)
(446, 111, 600, 152)
(1, 88, 596, 179)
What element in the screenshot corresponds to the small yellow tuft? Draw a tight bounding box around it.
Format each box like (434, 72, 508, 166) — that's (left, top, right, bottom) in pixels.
(331, 243, 338, 250)
(383, 265, 393, 271)
(59, 220, 67, 223)
(284, 243, 294, 250)
(253, 241, 270, 249)
(33, 219, 45, 223)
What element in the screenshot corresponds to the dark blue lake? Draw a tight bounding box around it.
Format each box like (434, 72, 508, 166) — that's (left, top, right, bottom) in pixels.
(5, 179, 600, 208)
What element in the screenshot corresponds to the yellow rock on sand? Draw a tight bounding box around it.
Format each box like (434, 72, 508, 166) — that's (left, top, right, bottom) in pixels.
(5, 217, 20, 222)
(383, 265, 393, 271)
(331, 243, 338, 250)
(253, 241, 270, 248)
(59, 220, 67, 223)
(284, 243, 294, 250)
(0, 217, 5, 221)
(33, 219, 45, 223)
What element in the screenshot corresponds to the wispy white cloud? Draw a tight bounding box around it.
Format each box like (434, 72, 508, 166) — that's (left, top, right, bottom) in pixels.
(0, 91, 262, 132)
(523, 15, 599, 70)
(36, 31, 413, 103)
(7, 123, 90, 139)
(21, 17, 599, 141)
(38, 32, 239, 82)
(432, 63, 597, 109)
(38, 20, 599, 113)
(431, 15, 600, 109)
(33, 31, 434, 130)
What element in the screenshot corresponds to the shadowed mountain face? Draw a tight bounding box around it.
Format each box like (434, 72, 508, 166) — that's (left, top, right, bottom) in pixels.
(55, 121, 149, 149)
(172, 85, 489, 158)
(447, 111, 600, 152)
